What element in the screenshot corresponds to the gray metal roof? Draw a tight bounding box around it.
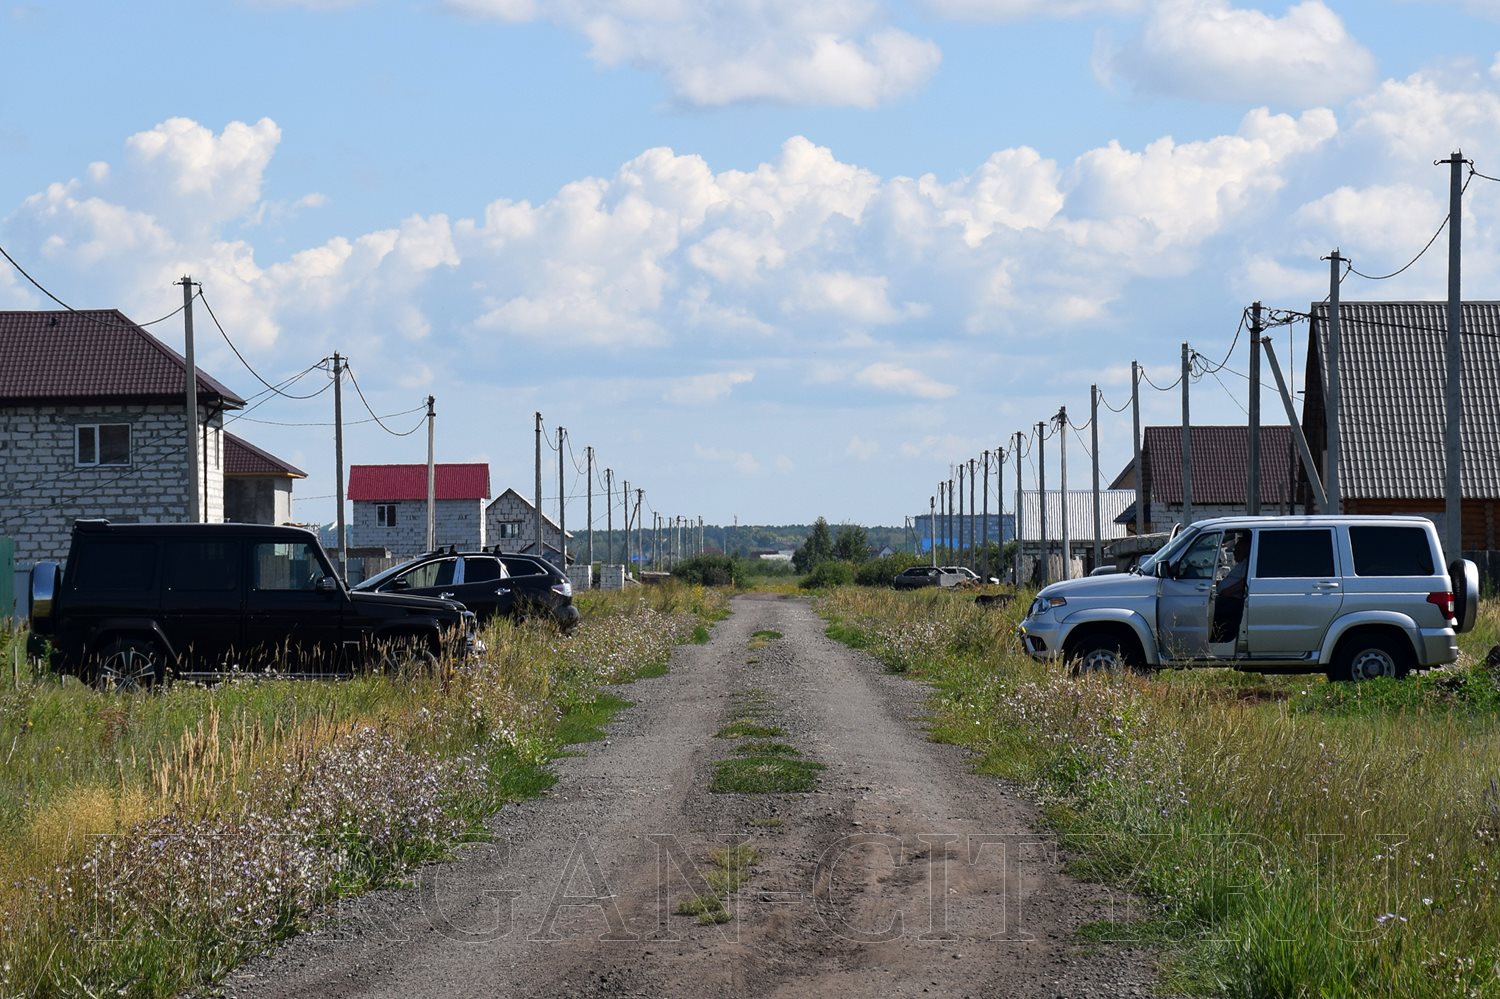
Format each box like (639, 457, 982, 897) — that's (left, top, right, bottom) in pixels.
(1306, 301, 1500, 499)
(1015, 489, 1135, 542)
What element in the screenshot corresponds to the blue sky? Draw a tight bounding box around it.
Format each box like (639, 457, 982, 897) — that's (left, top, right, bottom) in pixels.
(4, 0, 1499, 530)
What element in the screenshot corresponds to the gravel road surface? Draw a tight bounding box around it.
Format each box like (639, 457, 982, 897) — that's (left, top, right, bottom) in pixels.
(224, 593, 1157, 998)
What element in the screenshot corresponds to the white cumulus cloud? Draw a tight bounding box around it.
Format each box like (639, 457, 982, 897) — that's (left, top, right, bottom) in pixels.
(855, 362, 957, 399)
(929, 0, 1144, 18)
(693, 444, 762, 476)
(665, 370, 755, 405)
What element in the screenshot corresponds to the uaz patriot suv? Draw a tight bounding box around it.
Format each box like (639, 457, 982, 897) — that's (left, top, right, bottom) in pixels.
(28, 520, 476, 688)
(1018, 516, 1479, 681)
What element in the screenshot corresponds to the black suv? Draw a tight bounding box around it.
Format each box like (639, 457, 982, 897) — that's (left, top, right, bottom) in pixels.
(27, 520, 475, 688)
(352, 548, 580, 631)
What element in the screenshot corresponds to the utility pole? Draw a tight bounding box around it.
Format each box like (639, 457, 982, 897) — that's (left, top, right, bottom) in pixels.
(929, 495, 937, 567)
(534, 413, 544, 563)
(1013, 433, 1023, 586)
(968, 457, 977, 570)
(1248, 304, 1263, 516)
(1443, 150, 1466, 560)
(177, 276, 201, 523)
(622, 478, 631, 570)
(1058, 408, 1070, 581)
(1326, 250, 1344, 512)
(937, 482, 945, 562)
(586, 446, 594, 568)
(948, 476, 956, 563)
(332, 353, 346, 579)
(1037, 421, 1048, 586)
(606, 468, 614, 565)
(635, 489, 643, 571)
(557, 427, 567, 567)
(1181, 342, 1193, 527)
(1091, 386, 1102, 571)
(981, 450, 990, 580)
(1132, 360, 1144, 535)
(996, 445, 1005, 582)
(957, 463, 966, 566)
(1262, 337, 1330, 510)
(425, 395, 436, 551)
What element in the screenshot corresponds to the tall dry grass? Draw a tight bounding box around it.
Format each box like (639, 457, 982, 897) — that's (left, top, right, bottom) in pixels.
(821, 587, 1500, 996)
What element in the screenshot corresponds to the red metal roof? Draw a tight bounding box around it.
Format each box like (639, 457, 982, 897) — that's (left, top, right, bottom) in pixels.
(0, 309, 246, 406)
(348, 463, 490, 501)
(224, 432, 306, 478)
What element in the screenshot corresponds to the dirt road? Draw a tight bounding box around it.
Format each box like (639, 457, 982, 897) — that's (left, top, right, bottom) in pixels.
(226, 594, 1156, 998)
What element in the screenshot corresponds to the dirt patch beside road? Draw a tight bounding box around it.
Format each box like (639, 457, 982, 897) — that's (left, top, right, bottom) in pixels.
(225, 594, 1156, 998)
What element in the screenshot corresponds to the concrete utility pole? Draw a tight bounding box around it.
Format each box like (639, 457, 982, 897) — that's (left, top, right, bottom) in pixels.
(968, 458, 977, 570)
(622, 478, 630, 570)
(1248, 303, 1263, 516)
(635, 489, 643, 570)
(586, 446, 594, 568)
(1326, 250, 1344, 512)
(1132, 360, 1144, 535)
(534, 413, 544, 562)
(981, 450, 990, 580)
(1058, 408, 1070, 581)
(177, 276, 201, 523)
(425, 395, 436, 552)
(1262, 337, 1330, 510)
(957, 463, 966, 566)
(929, 495, 937, 567)
(606, 468, 614, 565)
(1037, 421, 1048, 586)
(1443, 150, 1466, 560)
(996, 445, 1005, 582)
(1181, 342, 1193, 527)
(1013, 433, 1023, 586)
(557, 427, 567, 567)
(1091, 386, 1102, 571)
(332, 352, 347, 579)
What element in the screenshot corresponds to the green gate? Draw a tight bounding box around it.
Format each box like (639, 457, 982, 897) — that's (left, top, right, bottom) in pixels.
(0, 536, 14, 626)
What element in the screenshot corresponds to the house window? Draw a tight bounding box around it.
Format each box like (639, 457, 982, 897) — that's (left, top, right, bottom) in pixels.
(496, 520, 524, 539)
(76, 424, 131, 467)
(377, 504, 398, 527)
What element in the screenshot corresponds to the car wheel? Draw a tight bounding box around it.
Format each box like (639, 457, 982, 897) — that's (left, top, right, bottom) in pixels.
(1330, 631, 1412, 682)
(377, 635, 439, 674)
(1063, 629, 1144, 675)
(95, 637, 165, 692)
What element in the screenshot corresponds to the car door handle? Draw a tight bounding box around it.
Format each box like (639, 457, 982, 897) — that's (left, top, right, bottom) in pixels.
(1313, 581, 1341, 591)
(439, 591, 455, 599)
(495, 587, 511, 595)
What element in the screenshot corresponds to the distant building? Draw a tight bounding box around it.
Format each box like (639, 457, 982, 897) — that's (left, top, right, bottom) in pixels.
(914, 513, 1013, 553)
(223, 432, 305, 525)
(483, 487, 574, 564)
(1015, 489, 1135, 578)
(1110, 425, 1297, 532)
(348, 463, 489, 556)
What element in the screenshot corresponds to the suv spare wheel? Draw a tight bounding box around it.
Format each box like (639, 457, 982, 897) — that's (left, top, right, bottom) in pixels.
(1451, 559, 1480, 634)
(29, 561, 59, 623)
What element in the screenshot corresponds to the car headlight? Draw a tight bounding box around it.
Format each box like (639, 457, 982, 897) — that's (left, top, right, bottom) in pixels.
(1028, 595, 1067, 617)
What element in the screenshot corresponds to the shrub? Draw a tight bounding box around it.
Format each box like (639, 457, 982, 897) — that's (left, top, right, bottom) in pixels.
(800, 560, 855, 590)
(854, 552, 926, 587)
(672, 554, 740, 587)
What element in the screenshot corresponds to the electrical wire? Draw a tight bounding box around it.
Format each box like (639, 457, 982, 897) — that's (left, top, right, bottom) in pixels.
(1345, 175, 1471, 282)
(1472, 165, 1500, 184)
(0, 242, 192, 330)
(344, 364, 426, 436)
(198, 289, 333, 400)
(1139, 367, 1183, 392)
(1194, 309, 1249, 375)
(234, 404, 424, 428)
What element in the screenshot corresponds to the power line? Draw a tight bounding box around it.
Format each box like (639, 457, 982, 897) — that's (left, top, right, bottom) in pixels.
(1194, 309, 1249, 375)
(1139, 367, 1182, 392)
(198, 289, 332, 400)
(344, 364, 425, 436)
(234, 404, 423, 428)
(1345, 173, 1471, 282)
(0, 242, 192, 331)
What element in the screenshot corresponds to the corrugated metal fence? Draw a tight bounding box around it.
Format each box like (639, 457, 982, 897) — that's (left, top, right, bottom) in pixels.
(1, 536, 15, 626)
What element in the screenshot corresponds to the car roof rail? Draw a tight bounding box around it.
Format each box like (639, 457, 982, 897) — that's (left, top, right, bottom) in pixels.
(73, 518, 111, 531)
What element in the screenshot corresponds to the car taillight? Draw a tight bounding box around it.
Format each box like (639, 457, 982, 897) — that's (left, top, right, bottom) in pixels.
(1427, 590, 1456, 622)
(552, 580, 572, 598)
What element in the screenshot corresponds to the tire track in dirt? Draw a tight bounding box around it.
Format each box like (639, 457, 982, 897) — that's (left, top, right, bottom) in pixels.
(224, 594, 1156, 998)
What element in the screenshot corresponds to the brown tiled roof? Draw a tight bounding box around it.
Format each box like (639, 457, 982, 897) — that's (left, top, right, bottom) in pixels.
(224, 432, 306, 478)
(348, 463, 490, 501)
(0, 309, 245, 407)
(1111, 425, 1297, 505)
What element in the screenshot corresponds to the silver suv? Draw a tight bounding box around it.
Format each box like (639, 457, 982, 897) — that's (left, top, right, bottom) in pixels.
(1018, 516, 1480, 681)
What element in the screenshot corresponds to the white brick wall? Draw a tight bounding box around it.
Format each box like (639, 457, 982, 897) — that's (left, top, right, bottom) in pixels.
(351, 498, 485, 556)
(0, 402, 226, 564)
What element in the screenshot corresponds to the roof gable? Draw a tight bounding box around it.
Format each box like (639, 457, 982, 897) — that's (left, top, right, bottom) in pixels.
(1139, 425, 1297, 505)
(224, 432, 306, 478)
(485, 487, 571, 535)
(1305, 301, 1500, 499)
(348, 463, 490, 501)
(0, 309, 246, 407)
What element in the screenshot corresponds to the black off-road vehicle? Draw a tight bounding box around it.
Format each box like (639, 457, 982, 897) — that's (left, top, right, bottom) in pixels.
(27, 520, 476, 689)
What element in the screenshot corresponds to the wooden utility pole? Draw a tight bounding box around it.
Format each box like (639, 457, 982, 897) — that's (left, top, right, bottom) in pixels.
(425, 395, 436, 552)
(1181, 342, 1193, 527)
(534, 413, 544, 562)
(1132, 360, 1144, 535)
(1090, 386, 1102, 571)
(177, 276, 201, 523)
(1443, 150, 1466, 560)
(333, 352, 346, 579)
(1248, 304, 1263, 516)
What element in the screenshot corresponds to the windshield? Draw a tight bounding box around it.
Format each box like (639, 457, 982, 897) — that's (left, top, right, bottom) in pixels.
(1135, 528, 1197, 575)
(352, 558, 419, 591)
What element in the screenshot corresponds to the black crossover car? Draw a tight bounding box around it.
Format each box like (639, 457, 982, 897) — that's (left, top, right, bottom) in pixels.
(27, 520, 476, 688)
(352, 548, 580, 631)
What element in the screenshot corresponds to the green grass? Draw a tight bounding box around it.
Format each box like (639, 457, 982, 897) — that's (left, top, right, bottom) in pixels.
(710, 754, 823, 793)
(816, 587, 1500, 998)
(673, 842, 761, 924)
(690, 624, 712, 645)
(733, 741, 801, 757)
(675, 893, 732, 925)
(555, 692, 634, 745)
(748, 630, 782, 651)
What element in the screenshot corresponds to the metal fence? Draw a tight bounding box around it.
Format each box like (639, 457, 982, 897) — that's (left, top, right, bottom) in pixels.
(1, 536, 15, 626)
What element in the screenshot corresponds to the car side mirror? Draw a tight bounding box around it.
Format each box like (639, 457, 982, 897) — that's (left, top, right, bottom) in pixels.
(316, 576, 339, 593)
(1155, 561, 1172, 579)
(390, 577, 408, 590)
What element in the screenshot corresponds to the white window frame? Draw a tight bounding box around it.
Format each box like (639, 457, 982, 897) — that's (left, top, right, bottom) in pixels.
(75, 423, 131, 467)
(497, 520, 524, 539)
(377, 503, 398, 528)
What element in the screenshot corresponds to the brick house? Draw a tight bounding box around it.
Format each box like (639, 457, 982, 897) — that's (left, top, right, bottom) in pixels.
(224, 432, 306, 525)
(484, 487, 573, 563)
(348, 463, 489, 556)
(1301, 301, 1500, 551)
(0, 309, 247, 565)
(1109, 425, 1298, 532)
